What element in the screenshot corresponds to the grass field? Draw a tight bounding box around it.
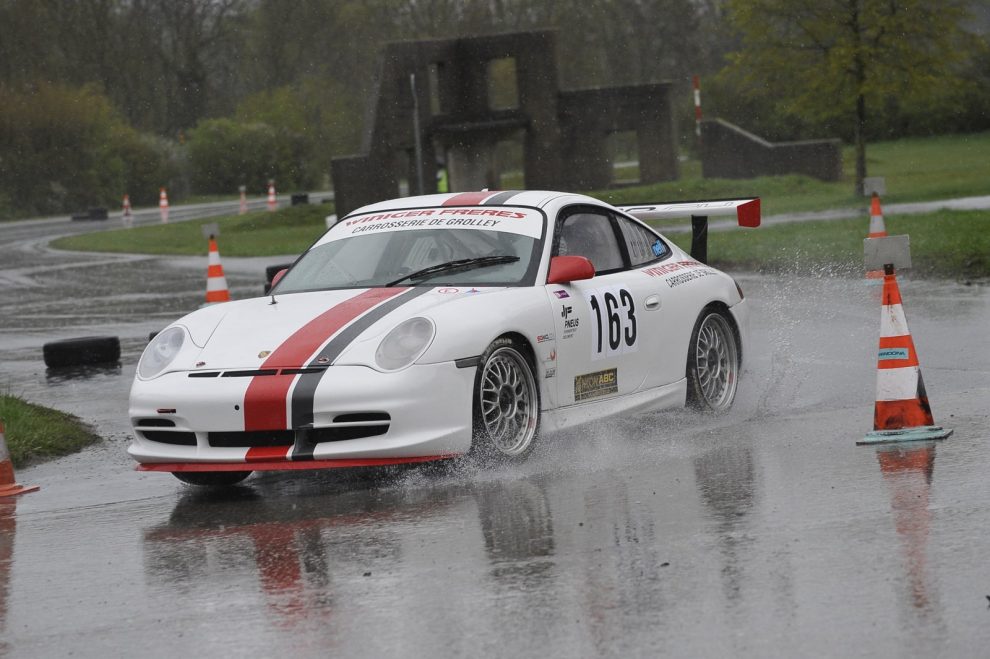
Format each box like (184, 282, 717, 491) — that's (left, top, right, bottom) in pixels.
(0, 394, 100, 466)
(50, 132, 990, 278)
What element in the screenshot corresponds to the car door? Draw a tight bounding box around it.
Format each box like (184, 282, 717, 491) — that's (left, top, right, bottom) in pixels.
(546, 206, 663, 406)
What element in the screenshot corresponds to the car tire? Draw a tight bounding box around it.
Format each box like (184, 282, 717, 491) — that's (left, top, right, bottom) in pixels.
(43, 336, 120, 369)
(470, 337, 541, 463)
(172, 471, 252, 487)
(685, 308, 740, 412)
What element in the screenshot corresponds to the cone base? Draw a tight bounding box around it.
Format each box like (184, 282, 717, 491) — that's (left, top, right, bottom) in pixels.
(0, 483, 40, 497)
(857, 425, 953, 446)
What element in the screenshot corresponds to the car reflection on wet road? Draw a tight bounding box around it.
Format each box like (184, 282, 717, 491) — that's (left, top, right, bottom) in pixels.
(1, 218, 990, 657)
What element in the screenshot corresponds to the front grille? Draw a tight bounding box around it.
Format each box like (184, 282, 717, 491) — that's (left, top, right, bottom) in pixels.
(188, 366, 328, 379)
(134, 418, 175, 427)
(140, 430, 197, 446)
(333, 412, 390, 423)
(207, 423, 389, 448)
(209, 430, 294, 448)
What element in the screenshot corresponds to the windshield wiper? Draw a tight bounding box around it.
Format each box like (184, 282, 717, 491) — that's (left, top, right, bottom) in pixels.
(386, 255, 520, 287)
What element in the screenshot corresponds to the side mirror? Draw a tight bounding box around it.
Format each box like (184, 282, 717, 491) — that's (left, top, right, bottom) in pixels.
(547, 255, 595, 284)
(271, 268, 288, 287)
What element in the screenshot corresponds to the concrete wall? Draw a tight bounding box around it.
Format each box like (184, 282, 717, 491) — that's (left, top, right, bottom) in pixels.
(331, 31, 678, 216)
(701, 119, 842, 182)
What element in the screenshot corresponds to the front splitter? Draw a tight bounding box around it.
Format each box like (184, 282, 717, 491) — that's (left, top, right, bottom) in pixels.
(136, 453, 461, 472)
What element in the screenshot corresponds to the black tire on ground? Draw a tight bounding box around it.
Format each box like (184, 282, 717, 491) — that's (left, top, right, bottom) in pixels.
(470, 336, 541, 464)
(172, 471, 252, 487)
(685, 307, 740, 412)
(43, 336, 121, 369)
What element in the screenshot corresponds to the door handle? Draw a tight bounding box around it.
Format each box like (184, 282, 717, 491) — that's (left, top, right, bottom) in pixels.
(645, 295, 661, 310)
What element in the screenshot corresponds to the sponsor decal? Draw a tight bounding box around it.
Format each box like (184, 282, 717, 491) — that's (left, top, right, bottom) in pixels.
(258, 351, 271, 359)
(323, 202, 544, 244)
(544, 367, 557, 379)
(438, 287, 459, 294)
(553, 290, 570, 299)
(467, 288, 482, 294)
(536, 333, 554, 344)
(561, 304, 573, 319)
(574, 368, 618, 401)
(879, 348, 910, 360)
(665, 269, 716, 288)
(642, 259, 702, 278)
(195, 361, 206, 367)
(652, 240, 664, 257)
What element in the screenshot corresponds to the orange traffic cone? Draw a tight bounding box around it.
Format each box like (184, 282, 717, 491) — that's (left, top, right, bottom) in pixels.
(267, 183, 276, 212)
(122, 194, 133, 227)
(859, 265, 952, 444)
(865, 193, 888, 279)
(205, 235, 231, 304)
(0, 421, 39, 497)
(159, 187, 170, 223)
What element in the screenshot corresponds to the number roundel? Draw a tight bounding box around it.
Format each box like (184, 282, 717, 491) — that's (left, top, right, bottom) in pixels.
(587, 286, 637, 359)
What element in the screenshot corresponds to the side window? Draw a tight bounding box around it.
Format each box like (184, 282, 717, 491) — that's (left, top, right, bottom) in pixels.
(617, 216, 669, 266)
(556, 212, 624, 273)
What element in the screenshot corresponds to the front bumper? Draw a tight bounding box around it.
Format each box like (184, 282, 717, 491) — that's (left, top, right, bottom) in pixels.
(128, 361, 475, 469)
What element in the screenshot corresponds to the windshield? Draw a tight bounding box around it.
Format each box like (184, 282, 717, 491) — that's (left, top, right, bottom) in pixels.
(275, 205, 545, 292)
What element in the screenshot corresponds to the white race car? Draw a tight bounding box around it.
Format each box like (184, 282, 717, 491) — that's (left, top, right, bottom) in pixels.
(129, 190, 759, 485)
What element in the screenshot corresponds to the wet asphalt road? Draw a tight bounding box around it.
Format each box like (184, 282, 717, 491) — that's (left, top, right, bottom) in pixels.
(1, 215, 989, 657)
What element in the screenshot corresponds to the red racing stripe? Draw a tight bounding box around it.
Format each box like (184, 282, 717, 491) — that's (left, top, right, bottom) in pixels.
(243, 288, 405, 431)
(443, 191, 496, 206)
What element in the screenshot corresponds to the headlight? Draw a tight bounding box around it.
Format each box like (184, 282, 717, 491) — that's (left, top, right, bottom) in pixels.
(375, 317, 435, 371)
(138, 326, 186, 379)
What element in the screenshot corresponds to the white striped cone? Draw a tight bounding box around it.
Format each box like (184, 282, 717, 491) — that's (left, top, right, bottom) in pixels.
(205, 237, 231, 303)
(866, 194, 887, 279)
(0, 421, 39, 497)
(267, 184, 276, 212)
(871, 267, 936, 431)
(159, 187, 170, 223)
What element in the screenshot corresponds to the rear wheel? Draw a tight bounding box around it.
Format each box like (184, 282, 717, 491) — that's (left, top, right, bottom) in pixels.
(686, 309, 739, 412)
(471, 337, 540, 462)
(172, 471, 252, 487)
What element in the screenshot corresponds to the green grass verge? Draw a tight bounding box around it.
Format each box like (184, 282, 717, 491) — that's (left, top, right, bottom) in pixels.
(597, 131, 990, 218)
(0, 394, 101, 467)
(50, 133, 990, 275)
(52, 204, 332, 256)
(661, 209, 990, 280)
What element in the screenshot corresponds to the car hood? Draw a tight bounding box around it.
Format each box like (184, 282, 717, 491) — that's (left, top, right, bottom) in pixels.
(182, 286, 504, 370)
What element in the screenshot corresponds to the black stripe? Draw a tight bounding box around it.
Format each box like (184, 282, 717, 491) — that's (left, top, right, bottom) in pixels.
(289, 286, 432, 459)
(483, 190, 523, 205)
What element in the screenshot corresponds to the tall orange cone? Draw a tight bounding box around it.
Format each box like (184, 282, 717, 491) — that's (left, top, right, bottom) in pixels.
(205, 235, 231, 304)
(0, 421, 39, 497)
(267, 183, 277, 212)
(858, 265, 952, 444)
(122, 194, 133, 227)
(159, 187, 170, 223)
(865, 193, 888, 279)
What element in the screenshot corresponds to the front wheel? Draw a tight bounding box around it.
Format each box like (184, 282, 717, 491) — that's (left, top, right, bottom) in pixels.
(471, 338, 540, 462)
(686, 309, 740, 412)
(172, 471, 252, 487)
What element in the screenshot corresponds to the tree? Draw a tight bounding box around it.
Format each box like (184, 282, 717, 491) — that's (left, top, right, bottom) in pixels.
(723, 0, 980, 192)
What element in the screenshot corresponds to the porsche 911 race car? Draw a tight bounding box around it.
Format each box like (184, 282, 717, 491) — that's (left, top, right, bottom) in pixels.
(129, 190, 760, 485)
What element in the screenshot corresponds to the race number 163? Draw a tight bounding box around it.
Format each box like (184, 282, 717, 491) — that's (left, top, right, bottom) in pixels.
(587, 286, 637, 359)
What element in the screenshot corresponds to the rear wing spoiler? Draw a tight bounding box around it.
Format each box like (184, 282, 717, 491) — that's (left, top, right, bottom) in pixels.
(615, 198, 761, 264)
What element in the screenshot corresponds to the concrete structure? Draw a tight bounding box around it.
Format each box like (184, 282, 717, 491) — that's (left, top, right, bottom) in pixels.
(332, 31, 678, 216)
(700, 119, 842, 182)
